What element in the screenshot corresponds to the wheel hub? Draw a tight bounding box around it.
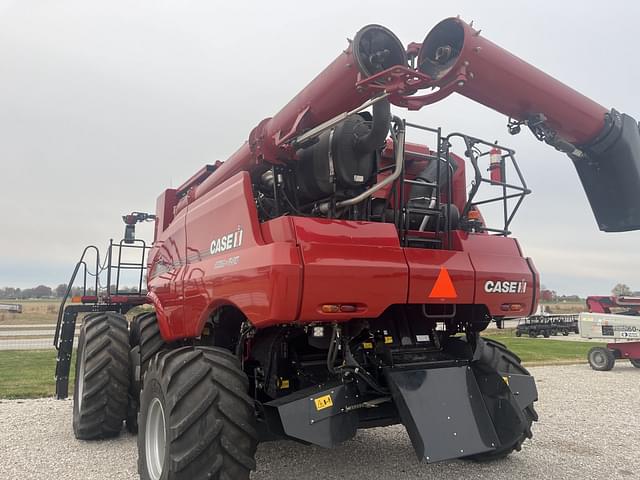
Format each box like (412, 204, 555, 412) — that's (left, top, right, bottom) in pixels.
(592, 351, 605, 366)
(145, 397, 167, 480)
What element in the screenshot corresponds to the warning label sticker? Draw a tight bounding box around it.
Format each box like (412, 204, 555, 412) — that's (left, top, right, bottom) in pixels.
(314, 394, 333, 411)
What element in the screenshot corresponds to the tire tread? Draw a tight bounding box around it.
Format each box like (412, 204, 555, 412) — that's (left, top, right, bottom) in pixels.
(138, 346, 257, 480)
(73, 312, 130, 440)
(467, 337, 537, 462)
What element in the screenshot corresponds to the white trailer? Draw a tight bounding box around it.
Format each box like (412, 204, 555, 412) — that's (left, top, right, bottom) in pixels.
(579, 312, 640, 370)
(0, 303, 22, 313)
(579, 312, 640, 340)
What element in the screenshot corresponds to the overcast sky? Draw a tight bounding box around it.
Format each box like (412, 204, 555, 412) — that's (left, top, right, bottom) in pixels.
(0, 1, 638, 296)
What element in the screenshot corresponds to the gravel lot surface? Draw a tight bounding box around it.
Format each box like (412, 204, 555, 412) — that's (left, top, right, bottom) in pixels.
(1, 363, 639, 480)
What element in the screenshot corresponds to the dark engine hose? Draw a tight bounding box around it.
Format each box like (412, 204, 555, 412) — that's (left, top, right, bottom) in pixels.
(353, 98, 391, 153)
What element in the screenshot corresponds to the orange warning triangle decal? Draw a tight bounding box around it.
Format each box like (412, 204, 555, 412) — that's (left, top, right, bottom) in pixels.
(428, 267, 458, 299)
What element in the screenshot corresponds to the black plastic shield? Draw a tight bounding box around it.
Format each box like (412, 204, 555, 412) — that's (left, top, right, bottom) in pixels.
(573, 111, 640, 232)
(384, 366, 499, 462)
(265, 381, 359, 448)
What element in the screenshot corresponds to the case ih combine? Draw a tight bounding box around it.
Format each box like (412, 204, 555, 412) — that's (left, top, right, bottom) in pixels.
(54, 17, 640, 479)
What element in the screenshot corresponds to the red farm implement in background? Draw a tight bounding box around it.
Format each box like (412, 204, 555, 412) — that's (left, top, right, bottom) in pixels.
(54, 17, 640, 480)
(581, 296, 640, 370)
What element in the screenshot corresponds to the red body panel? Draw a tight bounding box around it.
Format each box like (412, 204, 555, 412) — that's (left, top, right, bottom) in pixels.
(292, 218, 408, 321)
(149, 172, 303, 339)
(147, 208, 187, 340)
(586, 295, 640, 314)
(148, 169, 538, 340)
(405, 249, 474, 305)
(607, 342, 640, 360)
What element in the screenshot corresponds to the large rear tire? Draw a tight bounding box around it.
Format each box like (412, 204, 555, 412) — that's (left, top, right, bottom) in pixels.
(138, 312, 166, 369)
(73, 312, 130, 440)
(630, 359, 640, 368)
(588, 347, 615, 371)
(138, 346, 258, 480)
(126, 311, 166, 434)
(467, 337, 537, 462)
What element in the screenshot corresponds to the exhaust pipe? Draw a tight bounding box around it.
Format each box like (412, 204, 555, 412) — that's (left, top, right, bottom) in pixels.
(417, 18, 640, 232)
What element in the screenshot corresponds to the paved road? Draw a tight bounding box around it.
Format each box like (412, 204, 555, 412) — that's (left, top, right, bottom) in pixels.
(0, 329, 78, 337)
(0, 325, 77, 350)
(0, 324, 58, 329)
(1, 364, 638, 479)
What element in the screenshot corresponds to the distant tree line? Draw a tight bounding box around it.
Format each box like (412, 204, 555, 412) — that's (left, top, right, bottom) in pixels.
(611, 283, 640, 297)
(539, 283, 639, 302)
(0, 284, 142, 299)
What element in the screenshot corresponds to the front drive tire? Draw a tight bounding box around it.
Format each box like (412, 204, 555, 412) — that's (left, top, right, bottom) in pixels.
(467, 337, 538, 462)
(73, 312, 130, 439)
(138, 347, 258, 480)
(629, 358, 640, 368)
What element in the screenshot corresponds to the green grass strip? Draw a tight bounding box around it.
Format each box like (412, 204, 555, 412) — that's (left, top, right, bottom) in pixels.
(0, 350, 75, 399)
(484, 334, 604, 363)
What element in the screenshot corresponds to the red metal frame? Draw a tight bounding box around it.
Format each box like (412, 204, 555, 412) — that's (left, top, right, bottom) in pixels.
(608, 342, 640, 361)
(415, 17, 608, 144)
(587, 295, 640, 314)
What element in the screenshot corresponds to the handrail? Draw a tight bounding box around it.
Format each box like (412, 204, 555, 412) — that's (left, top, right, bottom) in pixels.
(54, 245, 100, 348)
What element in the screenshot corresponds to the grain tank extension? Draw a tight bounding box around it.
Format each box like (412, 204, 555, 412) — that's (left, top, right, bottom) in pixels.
(55, 17, 640, 479)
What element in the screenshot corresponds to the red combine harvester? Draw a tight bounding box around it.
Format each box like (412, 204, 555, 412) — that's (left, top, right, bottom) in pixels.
(54, 18, 640, 479)
(581, 296, 640, 370)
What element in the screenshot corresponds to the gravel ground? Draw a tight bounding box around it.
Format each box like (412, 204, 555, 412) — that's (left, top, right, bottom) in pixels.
(1, 363, 639, 480)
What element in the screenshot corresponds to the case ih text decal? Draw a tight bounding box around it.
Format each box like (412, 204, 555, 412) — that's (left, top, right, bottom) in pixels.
(484, 280, 527, 294)
(210, 226, 244, 255)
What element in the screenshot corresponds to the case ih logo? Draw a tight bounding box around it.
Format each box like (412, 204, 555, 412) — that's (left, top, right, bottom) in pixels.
(484, 280, 527, 294)
(210, 226, 244, 255)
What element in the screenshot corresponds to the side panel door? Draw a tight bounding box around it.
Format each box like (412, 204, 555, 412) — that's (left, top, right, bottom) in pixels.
(180, 172, 302, 337)
(294, 219, 408, 321)
(404, 248, 475, 305)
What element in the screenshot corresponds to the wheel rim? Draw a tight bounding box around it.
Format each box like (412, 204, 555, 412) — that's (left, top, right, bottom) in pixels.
(76, 345, 86, 412)
(591, 350, 605, 367)
(145, 397, 166, 480)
